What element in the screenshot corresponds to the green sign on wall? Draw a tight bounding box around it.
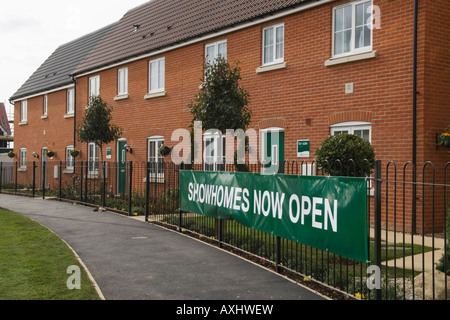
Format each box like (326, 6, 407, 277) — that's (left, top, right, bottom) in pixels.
(179, 170, 369, 263)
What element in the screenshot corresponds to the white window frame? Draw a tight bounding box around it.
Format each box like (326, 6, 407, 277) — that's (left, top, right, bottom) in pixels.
(330, 121, 372, 143)
(19, 148, 27, 169)
(203, 131, 226, 172)
(89, 75, 100, 100)
(148, 136, 165, 181)
(88, 142, 99, 175)
(205, 39, 227, 64)
(43, 95, 48, 116)
(262, 23, 284, 66)
(65, 146, 75, 171)
(118, 67, 128, 96)
(332, 0, 373, 58)
(67, 89, 75, 114)
(20, 100, 27, 123)
(148, 57, 165, 94)
(259, 127, 284, 174)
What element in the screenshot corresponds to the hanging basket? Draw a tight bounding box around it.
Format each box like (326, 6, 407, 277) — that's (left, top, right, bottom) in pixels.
(7, 151, 15, 158)
(158, 144, 172, 157)
(437, 127, 450, 150)
(46, 151, 56, 158)
(69, 149, 80, 158)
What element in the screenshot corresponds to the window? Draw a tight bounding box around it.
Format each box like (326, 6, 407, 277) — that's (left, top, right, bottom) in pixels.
(19, 148, 27, 169)
(67, 89, 75, 114)
(263, 23, 284, 65)
(118, 67, 128, 96)
(43, 95, 48, 116)
(333, 0, 373, 57)
(89, 75, 100, 100)
(205, 40, 227, 64)
(66, 146, 75, 170)
(149, 58, 165, 93)
(88, 142, 99, 175)
(148, 136, 164, 178)
(330, 121, 371, 142)
(20, 100, 27, 122)
(203, 131, 226, 171)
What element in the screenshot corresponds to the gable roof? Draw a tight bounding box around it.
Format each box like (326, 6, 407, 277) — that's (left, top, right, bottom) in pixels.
(73, 0, 314, 75)
(10, 23, 116, 102)
(0, 103, 11, 136)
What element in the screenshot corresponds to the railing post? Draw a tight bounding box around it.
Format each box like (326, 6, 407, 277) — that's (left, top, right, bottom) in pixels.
(374, 159, 382, 300)
(178, 162, 183, 232)
(128, 161, 133, 216)
(145, 161, 150, 222)
(84, 161, 88, 203)
(32, 161, 36, 198)
(14, 161, 18, 195)
(102, 161, 106, 207)
(218, 219, 223, 248)
(80, 161, 84, 203)
(0, 162, 3, 193)
(42, 161, 46, 199)
(276, 236, 282, 273)
(59, 161, 62, 200)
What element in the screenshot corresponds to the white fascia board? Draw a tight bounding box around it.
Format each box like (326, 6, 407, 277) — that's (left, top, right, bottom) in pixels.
(10, 84, 75, 104)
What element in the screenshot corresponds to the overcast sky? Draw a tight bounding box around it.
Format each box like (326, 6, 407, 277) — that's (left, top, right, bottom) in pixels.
(0, 0, 148, 116)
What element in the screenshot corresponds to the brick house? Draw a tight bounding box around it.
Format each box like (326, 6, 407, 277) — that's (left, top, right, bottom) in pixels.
(9, 24, 115, 186)
(10, 0, 450, 232)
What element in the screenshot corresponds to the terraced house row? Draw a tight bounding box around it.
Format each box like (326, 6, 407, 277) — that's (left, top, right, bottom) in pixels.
(9, 0, 450, 232)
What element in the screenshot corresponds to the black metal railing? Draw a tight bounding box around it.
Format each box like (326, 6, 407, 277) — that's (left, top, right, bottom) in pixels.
(1, 158, 448, 300)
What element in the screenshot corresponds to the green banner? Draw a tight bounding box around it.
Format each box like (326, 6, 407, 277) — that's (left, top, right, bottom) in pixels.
(179, 170, 369, 263)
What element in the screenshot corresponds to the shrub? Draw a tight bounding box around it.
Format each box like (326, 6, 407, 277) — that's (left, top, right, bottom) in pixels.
(315, 134, 375, 177)
(437, 210, 450, 275)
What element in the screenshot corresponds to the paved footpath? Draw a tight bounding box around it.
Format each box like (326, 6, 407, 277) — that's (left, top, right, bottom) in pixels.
(0, 194, 326, 301)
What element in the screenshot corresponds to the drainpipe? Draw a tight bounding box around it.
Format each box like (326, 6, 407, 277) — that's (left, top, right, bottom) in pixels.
(412, 0, 418, 234)
(71, 75, 77, 148)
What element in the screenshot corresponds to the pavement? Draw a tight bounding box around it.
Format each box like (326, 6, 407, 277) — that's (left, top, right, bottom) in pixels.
(0, 194, 326, 301)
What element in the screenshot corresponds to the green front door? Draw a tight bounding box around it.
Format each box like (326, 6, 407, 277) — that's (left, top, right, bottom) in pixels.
(118, 140, 127, 194)
(263, 130, 285, 174)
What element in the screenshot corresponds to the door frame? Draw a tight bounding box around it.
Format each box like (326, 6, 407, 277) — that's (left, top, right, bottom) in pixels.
(260, 127, 285, 174)
(41, 147, 48, 189)
(117, 138, 127, 194)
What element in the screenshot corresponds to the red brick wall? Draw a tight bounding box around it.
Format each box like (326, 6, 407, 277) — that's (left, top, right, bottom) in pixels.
(73, 0, 431, 165)
(13, 89, 75, 186)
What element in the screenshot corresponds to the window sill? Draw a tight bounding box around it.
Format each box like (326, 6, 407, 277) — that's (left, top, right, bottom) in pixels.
(64, 113, 74, 119)
(18, 121, 28, 126)
(324, 50, 377, 67)
(41, 115, 48, 119)
(18, 167, 27, 172)
(256, 62, 287, 73)
(63, 169, 74, 174)
(145, 91, 166, 99)
(114, 94, 129, 101)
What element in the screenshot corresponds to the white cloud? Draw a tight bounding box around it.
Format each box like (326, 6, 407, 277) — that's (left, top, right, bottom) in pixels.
(0, 0, 148, 106)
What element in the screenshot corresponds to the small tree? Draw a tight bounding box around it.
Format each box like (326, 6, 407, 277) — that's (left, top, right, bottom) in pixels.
(189, 57, 251, 132)
(188, 57, 251, 170)
(315, 134, 375, 177)
(77, 96, 123, 162)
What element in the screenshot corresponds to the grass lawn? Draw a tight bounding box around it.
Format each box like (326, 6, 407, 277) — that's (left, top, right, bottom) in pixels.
(0, 207, 101, 300)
